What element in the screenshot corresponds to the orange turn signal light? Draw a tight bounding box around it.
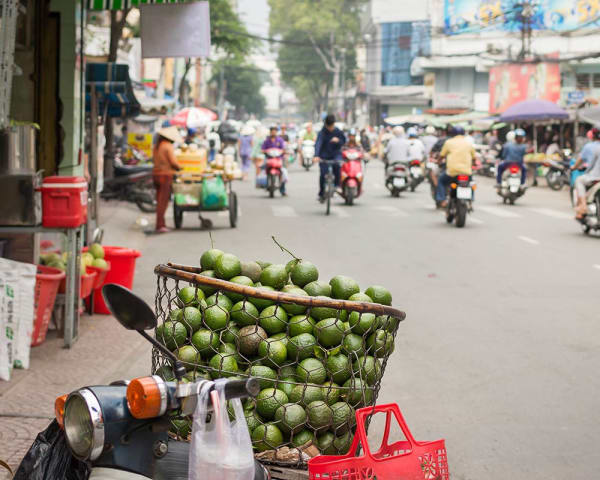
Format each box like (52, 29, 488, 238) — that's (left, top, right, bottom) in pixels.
(126, 376, 167, 419)
(450, 183, 457, 189)
(55, 394, 67, 429)
(472, 184, 477, 190)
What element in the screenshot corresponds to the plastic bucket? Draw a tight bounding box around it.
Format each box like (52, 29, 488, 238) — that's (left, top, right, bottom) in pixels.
(32, 265, 65, 346)
(91, 246, 141, 314)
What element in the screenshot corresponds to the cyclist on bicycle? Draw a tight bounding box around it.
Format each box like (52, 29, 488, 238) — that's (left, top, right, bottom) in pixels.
(315, 114, 346, 202)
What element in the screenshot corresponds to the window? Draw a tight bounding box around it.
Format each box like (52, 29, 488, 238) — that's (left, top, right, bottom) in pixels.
(576, 73, 590, 90)
(593, 74, 600, 89)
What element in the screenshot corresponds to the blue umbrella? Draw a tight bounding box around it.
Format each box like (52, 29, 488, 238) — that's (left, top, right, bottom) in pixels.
(500, 99, 568, 123)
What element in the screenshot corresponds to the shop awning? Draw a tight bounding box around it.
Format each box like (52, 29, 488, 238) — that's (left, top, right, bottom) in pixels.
(86, 63, 141, 118)
(88, 0, 191, 9)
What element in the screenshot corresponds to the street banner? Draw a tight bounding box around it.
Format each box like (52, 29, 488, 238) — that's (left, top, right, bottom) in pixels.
(488, 61, 561, 114)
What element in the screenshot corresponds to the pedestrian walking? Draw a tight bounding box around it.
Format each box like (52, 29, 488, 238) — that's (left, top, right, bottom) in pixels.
(153, 127, 183, 233)
(239, 125, 254, 180)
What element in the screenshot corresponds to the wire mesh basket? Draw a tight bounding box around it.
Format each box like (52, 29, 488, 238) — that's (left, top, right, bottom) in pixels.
(153, 262, 406, 466)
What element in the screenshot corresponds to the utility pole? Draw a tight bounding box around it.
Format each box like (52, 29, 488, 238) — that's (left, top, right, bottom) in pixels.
(517, 1, 534, 60)
(340, 47, 347, 120)
(217, 65, 226, 119)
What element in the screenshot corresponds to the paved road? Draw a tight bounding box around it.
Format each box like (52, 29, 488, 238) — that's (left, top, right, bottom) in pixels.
(2, 159, 597, 479)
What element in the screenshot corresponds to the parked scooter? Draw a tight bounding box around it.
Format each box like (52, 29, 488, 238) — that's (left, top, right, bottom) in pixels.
(101, 158, 156, 212)
(497, 164, 526, 205)
(16, 284, 269, 480)
(445, 174, 476, 228)
(264, 147, 284, 198)
(340, 147, 364, 205)
(577, 180, 600, 235)
(301, 140, 315, 171)
(543, 152, 571, 191)
(385, 162, 409, 197)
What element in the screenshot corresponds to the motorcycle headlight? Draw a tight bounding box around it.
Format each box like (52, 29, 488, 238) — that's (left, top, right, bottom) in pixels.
(64, 389, 104, 461)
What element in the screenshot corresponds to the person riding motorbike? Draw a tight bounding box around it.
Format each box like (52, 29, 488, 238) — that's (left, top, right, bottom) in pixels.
(298, 122, 317, 164)
(572, 127, 600, 218)
(422, 125, 438, 156)
(314, 114, 346, 202)
(385, 126, 410, 164)
(407, 127, 425, 163)
(435, 126, 476, 207)
(344, 128, 362, 152)
(261, 124, 288, 196)
(496, 128, 527, 188)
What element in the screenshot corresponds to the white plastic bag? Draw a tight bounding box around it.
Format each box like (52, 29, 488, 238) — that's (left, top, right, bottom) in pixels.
(0, 269, 10, 381)
(188, 382, 254, 480)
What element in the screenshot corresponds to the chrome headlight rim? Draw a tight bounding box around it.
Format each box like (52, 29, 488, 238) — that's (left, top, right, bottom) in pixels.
(64, 388, 105, 461)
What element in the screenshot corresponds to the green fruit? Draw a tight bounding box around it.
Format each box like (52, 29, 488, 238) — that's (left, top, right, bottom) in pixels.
(321, 381, 341, 405)
(348, 311, 376, 335)
(208, 353, 238, 378)
(178, 286, 205, 306)
(155, 365, 176, 381)
(329, 275, 360, 300)
(290, 260, 319, 287)
(200, 248, 224, 270)
(342, 378, 373, 408)
(291, 429, 315, 448)
(331, 402, 355, 434)
(215, 253, 241, 280)
(348, 292, 373, 303)
(351, 356, 381, 386)
(377, 315, 400, 333)
(221, 324, 240, 344)
(237, 325, 268, 357)
(219, 343, 243, 363)
(306, 400, 333, 431)
(251, 423, 284, 452)
(47, 260, 65, 271)
(258, 338, 287, 367)
(310, 298, 340, 321)
(316, 431, 335, 453)
(198, 270, 218, 296)
(191, 328, 220, 357)
(332, 431, 353, 454)
(270, 332, 287, 346)
(240, 261, 262, 283)
(274, 403, 307, 433)
(289, 385, 324, 406)
(279, 365, 297, 379)
(81, 252, 94, 267)
(342, 333, 365, 358)
(169, 308, 182, 322)
(40, 252, 59, 264)
(285, 259, 298, 273)
(276, 377, 296, 398)
(365, 286, 392, 306)
(297, 358, 327, 384)
(170, 418, 192, 438)
(227, 276, 254, 302)
(256, 388, 289, 420)
(256, 261, 271, 269)
(206, 293, 233, 312)
(180, 307, 203, 334)
(250, 365, 278, 389)
(315, 318, 345, 348)
(259, 264, 289, 290)
(281, 287, 308, 315)
(92, 258, 108, 269)
(289, 315, 316, 337)
(89, 243, 105, 259)
(203, 305, 229, 331)
(366, 329, 394, 358)
(287, 333, 317, 362)
(177, 345, 202, 370)
(156, 321, 187, 351)
(230, 300, 259, 327)
(259, 305, 288, 335)
(304, 280, 331, 297)
(326, 354, 351, 384)
(249, 285, 276, 310)
(184, 370, 211, 382)
(245, 410, 263, 432)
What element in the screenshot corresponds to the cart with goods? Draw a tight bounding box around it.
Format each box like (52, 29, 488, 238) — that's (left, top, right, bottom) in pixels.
(173, 146, 241, 229)
(152, 243, 406, 477)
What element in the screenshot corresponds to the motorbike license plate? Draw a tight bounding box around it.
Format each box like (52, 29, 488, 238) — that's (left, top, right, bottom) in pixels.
(426, 162, 436, 169)
(456, 187, 472, 200)
(393, 177, 406, 188)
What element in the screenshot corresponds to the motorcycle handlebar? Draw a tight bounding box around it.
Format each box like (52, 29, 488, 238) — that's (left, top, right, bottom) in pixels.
(216, 377, 260, 400)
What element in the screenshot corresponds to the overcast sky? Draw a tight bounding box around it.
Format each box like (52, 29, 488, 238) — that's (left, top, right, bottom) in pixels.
(237, 0, 272, 57)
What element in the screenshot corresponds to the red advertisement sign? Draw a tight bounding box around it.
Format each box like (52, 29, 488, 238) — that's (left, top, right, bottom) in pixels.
(489, 62, 561, 114)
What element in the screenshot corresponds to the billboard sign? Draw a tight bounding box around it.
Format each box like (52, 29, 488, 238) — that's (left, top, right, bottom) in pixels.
(444, 0, 600, 35)
(434, 92, 472, 109)
(488, 62, 561, 114)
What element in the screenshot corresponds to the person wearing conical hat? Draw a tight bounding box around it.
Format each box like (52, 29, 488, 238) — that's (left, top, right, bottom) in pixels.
(153, 127, 183, 233)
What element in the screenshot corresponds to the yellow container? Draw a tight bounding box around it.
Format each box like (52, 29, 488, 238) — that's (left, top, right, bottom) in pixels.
(176, 149, 207, 173)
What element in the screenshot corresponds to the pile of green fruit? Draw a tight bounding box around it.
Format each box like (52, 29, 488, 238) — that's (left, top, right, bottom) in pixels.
(40, 242, 108, 275)
(154, 247, 400, 457)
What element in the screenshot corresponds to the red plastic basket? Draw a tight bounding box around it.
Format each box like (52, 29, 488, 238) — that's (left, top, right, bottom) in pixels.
(58, 270, 97, 299)
(86, 262, 110, 290)
(32, 265, 66, 347)
(308, 403, 449, 480)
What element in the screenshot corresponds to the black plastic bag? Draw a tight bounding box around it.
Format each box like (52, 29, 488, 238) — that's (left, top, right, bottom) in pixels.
(13, 420, 89, 480)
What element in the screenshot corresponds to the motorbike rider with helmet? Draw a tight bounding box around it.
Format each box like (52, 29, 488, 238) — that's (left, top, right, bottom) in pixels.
(261, 124, 288, 196)
(422, 125, 438, 156)
(407, 127, 425, 163)
(572, 127, 600, 218)
(496, 128, 527, 188)
(344, 128, 362, 152)
(435, 126, 476, 207)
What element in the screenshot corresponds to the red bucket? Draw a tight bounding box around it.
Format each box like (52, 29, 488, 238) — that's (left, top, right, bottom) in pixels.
(308, 403, 449, 480)
(32, 265, 66, 346)
(89, 246, 141, 314)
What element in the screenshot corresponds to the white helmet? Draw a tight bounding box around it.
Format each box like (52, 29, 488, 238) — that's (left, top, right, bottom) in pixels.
(425, 125, 436, 135)
(506, 131, 516, 143)
(392, 126, 405, 137)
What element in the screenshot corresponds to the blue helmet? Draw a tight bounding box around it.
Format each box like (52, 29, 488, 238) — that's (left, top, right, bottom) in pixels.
(514, 128, 526, 137)
(407, 127, 418, 138)
(452, 126, 465, 136)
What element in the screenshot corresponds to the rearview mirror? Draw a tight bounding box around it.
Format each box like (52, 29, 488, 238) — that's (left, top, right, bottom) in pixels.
(102, 284, 157, 331)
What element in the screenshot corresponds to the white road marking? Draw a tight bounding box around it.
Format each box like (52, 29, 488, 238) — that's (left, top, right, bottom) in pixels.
(529, 208, 572, 220)
(518, 235, 540, 245)
(271, 206, 297, 217)
(478, 206, 522, 218)
(372, 205, 408, 217)
(330, 207, 350, 218)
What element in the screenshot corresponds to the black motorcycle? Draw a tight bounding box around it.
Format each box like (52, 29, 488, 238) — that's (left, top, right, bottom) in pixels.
(101, 159, 157, 213)
(446, 174, 475, 228)
(15, 284, 269, 480)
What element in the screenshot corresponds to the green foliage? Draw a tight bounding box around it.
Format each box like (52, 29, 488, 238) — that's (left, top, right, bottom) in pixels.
(211, 58, 266, 117)
(208, 0, 254, 56)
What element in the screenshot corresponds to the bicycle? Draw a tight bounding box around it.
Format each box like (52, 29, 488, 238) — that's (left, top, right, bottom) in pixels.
(322, 159, 340, 215)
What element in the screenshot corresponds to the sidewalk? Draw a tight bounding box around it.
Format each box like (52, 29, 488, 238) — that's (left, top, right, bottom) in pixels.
(0, 200, 156, 477)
